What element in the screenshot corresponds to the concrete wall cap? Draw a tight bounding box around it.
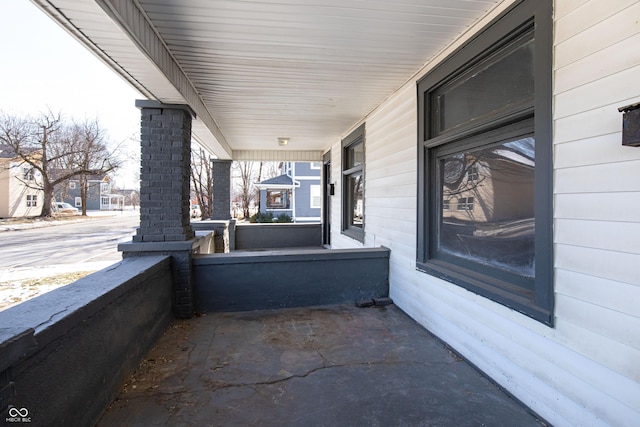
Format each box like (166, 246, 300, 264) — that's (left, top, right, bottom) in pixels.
(135, 99, 196, 118)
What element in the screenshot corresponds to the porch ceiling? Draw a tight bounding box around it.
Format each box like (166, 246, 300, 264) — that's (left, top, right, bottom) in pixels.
(32, 0, 500, 160)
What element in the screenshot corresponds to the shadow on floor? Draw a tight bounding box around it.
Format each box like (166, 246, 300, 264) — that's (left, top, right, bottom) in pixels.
(98, 305, 547, 426)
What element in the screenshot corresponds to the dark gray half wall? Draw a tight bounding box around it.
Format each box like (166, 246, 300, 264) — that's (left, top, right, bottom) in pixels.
(193, 247, 390, 312)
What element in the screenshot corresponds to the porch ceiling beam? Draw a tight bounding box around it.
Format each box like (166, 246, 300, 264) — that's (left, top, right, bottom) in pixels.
(232, 150, 324, 162)
(95, 0, 233, 159)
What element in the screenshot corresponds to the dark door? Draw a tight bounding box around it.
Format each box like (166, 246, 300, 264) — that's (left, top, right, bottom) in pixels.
(322, 151, 331, 246)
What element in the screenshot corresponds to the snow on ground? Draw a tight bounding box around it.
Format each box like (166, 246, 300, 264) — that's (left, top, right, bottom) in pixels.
(0, 261, 117, 311)
(0, 210, 138, 312)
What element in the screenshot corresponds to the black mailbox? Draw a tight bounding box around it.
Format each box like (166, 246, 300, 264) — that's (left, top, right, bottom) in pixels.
(619, 102, 640, 147)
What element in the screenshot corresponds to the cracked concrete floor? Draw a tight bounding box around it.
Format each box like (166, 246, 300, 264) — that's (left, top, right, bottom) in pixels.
(97, 305, 546, 427)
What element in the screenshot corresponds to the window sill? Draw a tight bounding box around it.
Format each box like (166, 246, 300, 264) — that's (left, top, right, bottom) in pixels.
(416, 259, 552, 326)
(341, 227, 364, 243)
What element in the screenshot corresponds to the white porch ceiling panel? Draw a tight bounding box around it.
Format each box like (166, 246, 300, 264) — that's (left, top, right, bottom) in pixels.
(33, 0, 499, 159)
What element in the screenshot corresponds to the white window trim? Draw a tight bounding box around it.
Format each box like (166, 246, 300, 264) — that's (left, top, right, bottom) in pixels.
(310, 185, 321, 209)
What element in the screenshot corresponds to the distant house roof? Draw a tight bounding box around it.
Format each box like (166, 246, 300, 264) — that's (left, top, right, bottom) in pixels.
(259, 174, 294, 186)
(0, 144, 18, 159)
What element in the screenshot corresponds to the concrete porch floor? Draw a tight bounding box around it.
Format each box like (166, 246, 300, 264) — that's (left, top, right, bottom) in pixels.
(97, 305, 547, 426)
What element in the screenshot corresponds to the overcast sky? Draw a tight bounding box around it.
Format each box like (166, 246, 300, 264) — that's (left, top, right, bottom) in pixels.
(0, 0, 142, 188)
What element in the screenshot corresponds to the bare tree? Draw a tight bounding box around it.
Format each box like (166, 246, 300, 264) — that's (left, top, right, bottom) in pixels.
(64, 118, 122, 215)
(190, 145, 213, 219)
(230, 161, 281, 220)
(0, 110, 121, 217)
(233, 161, 254, 220)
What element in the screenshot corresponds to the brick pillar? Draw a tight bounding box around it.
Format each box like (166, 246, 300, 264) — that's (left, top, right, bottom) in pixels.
(119, 100, 198, 319)
(211, 159, 232, 220)
(134, 102, 195, 242)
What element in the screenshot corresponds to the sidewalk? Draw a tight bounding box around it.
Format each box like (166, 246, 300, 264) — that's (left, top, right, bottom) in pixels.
(0, 209, 138, 232)
(98, 304, 547, 427)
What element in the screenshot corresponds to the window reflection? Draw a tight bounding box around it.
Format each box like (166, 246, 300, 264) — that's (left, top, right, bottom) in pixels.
(432, 37, 534, 135)
(348, 142, 364, 169)
(349, 173, 363, 228)
(438, 137, 535, 276)
(266, 189, 291, 209)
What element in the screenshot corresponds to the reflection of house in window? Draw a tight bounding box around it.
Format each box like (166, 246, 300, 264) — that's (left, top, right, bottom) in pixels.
(467, 165, 479, 182)
(266, 189, 291, 209)
(23, 167, 35, 181)
(456, 197, 474, 211)
(342, 124, 365, 242)
(443, 199, 450, 210)
(418, 0, 553, 324)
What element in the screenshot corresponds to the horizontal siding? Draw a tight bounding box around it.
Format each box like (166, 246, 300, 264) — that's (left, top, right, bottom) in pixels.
(554, 0, 586, 19)
(555, 218, 640, 254)
(553, 312, 640, 382)
(555, 244, 640, 286)
(554, 104, 621, 144)
(364, 82, 416, 258)
(555, 160, 640, 193)
(327, 1, 640, 425)
(555, 32, 640, 94)
(554, 1, 640, 69)
(555, 192, 640, 222)
(554, 64, 640, 119)
(556, 293, 640, 352)
(555, 133, 640, 169)
(554, 0, 638, 44)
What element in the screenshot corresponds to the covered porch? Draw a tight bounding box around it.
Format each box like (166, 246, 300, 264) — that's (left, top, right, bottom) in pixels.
(6, 0, 639, 425)
(0, 1, 552, 424)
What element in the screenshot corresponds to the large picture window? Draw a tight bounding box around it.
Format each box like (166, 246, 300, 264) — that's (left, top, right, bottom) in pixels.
(417, 0, 553, 325)
(266, 189, 291, 209)
(342, 124, 365, 242)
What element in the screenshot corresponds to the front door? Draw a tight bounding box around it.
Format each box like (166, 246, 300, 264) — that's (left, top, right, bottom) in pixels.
(322, 151, 331, 246)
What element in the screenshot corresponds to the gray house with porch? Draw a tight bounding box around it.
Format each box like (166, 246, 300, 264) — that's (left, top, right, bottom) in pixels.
(256, 161, 322, 222)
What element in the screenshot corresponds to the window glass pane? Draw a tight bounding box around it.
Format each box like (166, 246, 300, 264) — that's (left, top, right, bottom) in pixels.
(267, 190, 290, 209)
(348, 172, 363, 228)
(438, 136, 535, 277)
(347, 140, 364, 169)
(432, 37, 534, 135)
(310, 185, 321, 208)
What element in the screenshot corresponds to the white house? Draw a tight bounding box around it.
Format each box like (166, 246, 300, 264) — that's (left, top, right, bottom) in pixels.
(0, 146, 42, 218)
(30, 1, 640, 425)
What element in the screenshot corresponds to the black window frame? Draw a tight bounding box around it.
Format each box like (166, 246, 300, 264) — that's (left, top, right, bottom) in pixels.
(342, 124, 365, 242)
(417, 0, 553, 325)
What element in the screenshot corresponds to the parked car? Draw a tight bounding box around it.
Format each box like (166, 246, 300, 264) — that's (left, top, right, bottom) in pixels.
(54, 202, 79, 215)
(190, 204, 201, 219)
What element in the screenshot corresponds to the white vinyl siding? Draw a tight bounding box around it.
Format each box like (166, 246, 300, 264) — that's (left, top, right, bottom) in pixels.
(327, 1, 640, 425)
(554, 3, 640, 418)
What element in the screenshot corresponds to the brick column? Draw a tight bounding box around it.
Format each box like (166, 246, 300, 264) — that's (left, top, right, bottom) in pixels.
(211, 159, 232, 220)
(134, 102, 195, 242)
(120, 100, 198, 319)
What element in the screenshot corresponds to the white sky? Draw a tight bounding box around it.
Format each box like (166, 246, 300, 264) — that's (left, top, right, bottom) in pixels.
(0, 0, 142, 188)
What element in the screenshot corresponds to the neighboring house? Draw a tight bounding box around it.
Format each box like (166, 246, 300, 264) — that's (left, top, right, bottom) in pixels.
(57, 175, 124, 211)
(0, 145, 43, 218)
(256, 162, 321, 222)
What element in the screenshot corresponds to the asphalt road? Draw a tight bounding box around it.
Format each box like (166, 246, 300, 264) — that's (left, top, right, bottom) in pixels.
(0, 213, 139, 270)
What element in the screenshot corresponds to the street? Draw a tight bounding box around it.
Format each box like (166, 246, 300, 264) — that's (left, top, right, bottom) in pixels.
(0, 212, 139, 269)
